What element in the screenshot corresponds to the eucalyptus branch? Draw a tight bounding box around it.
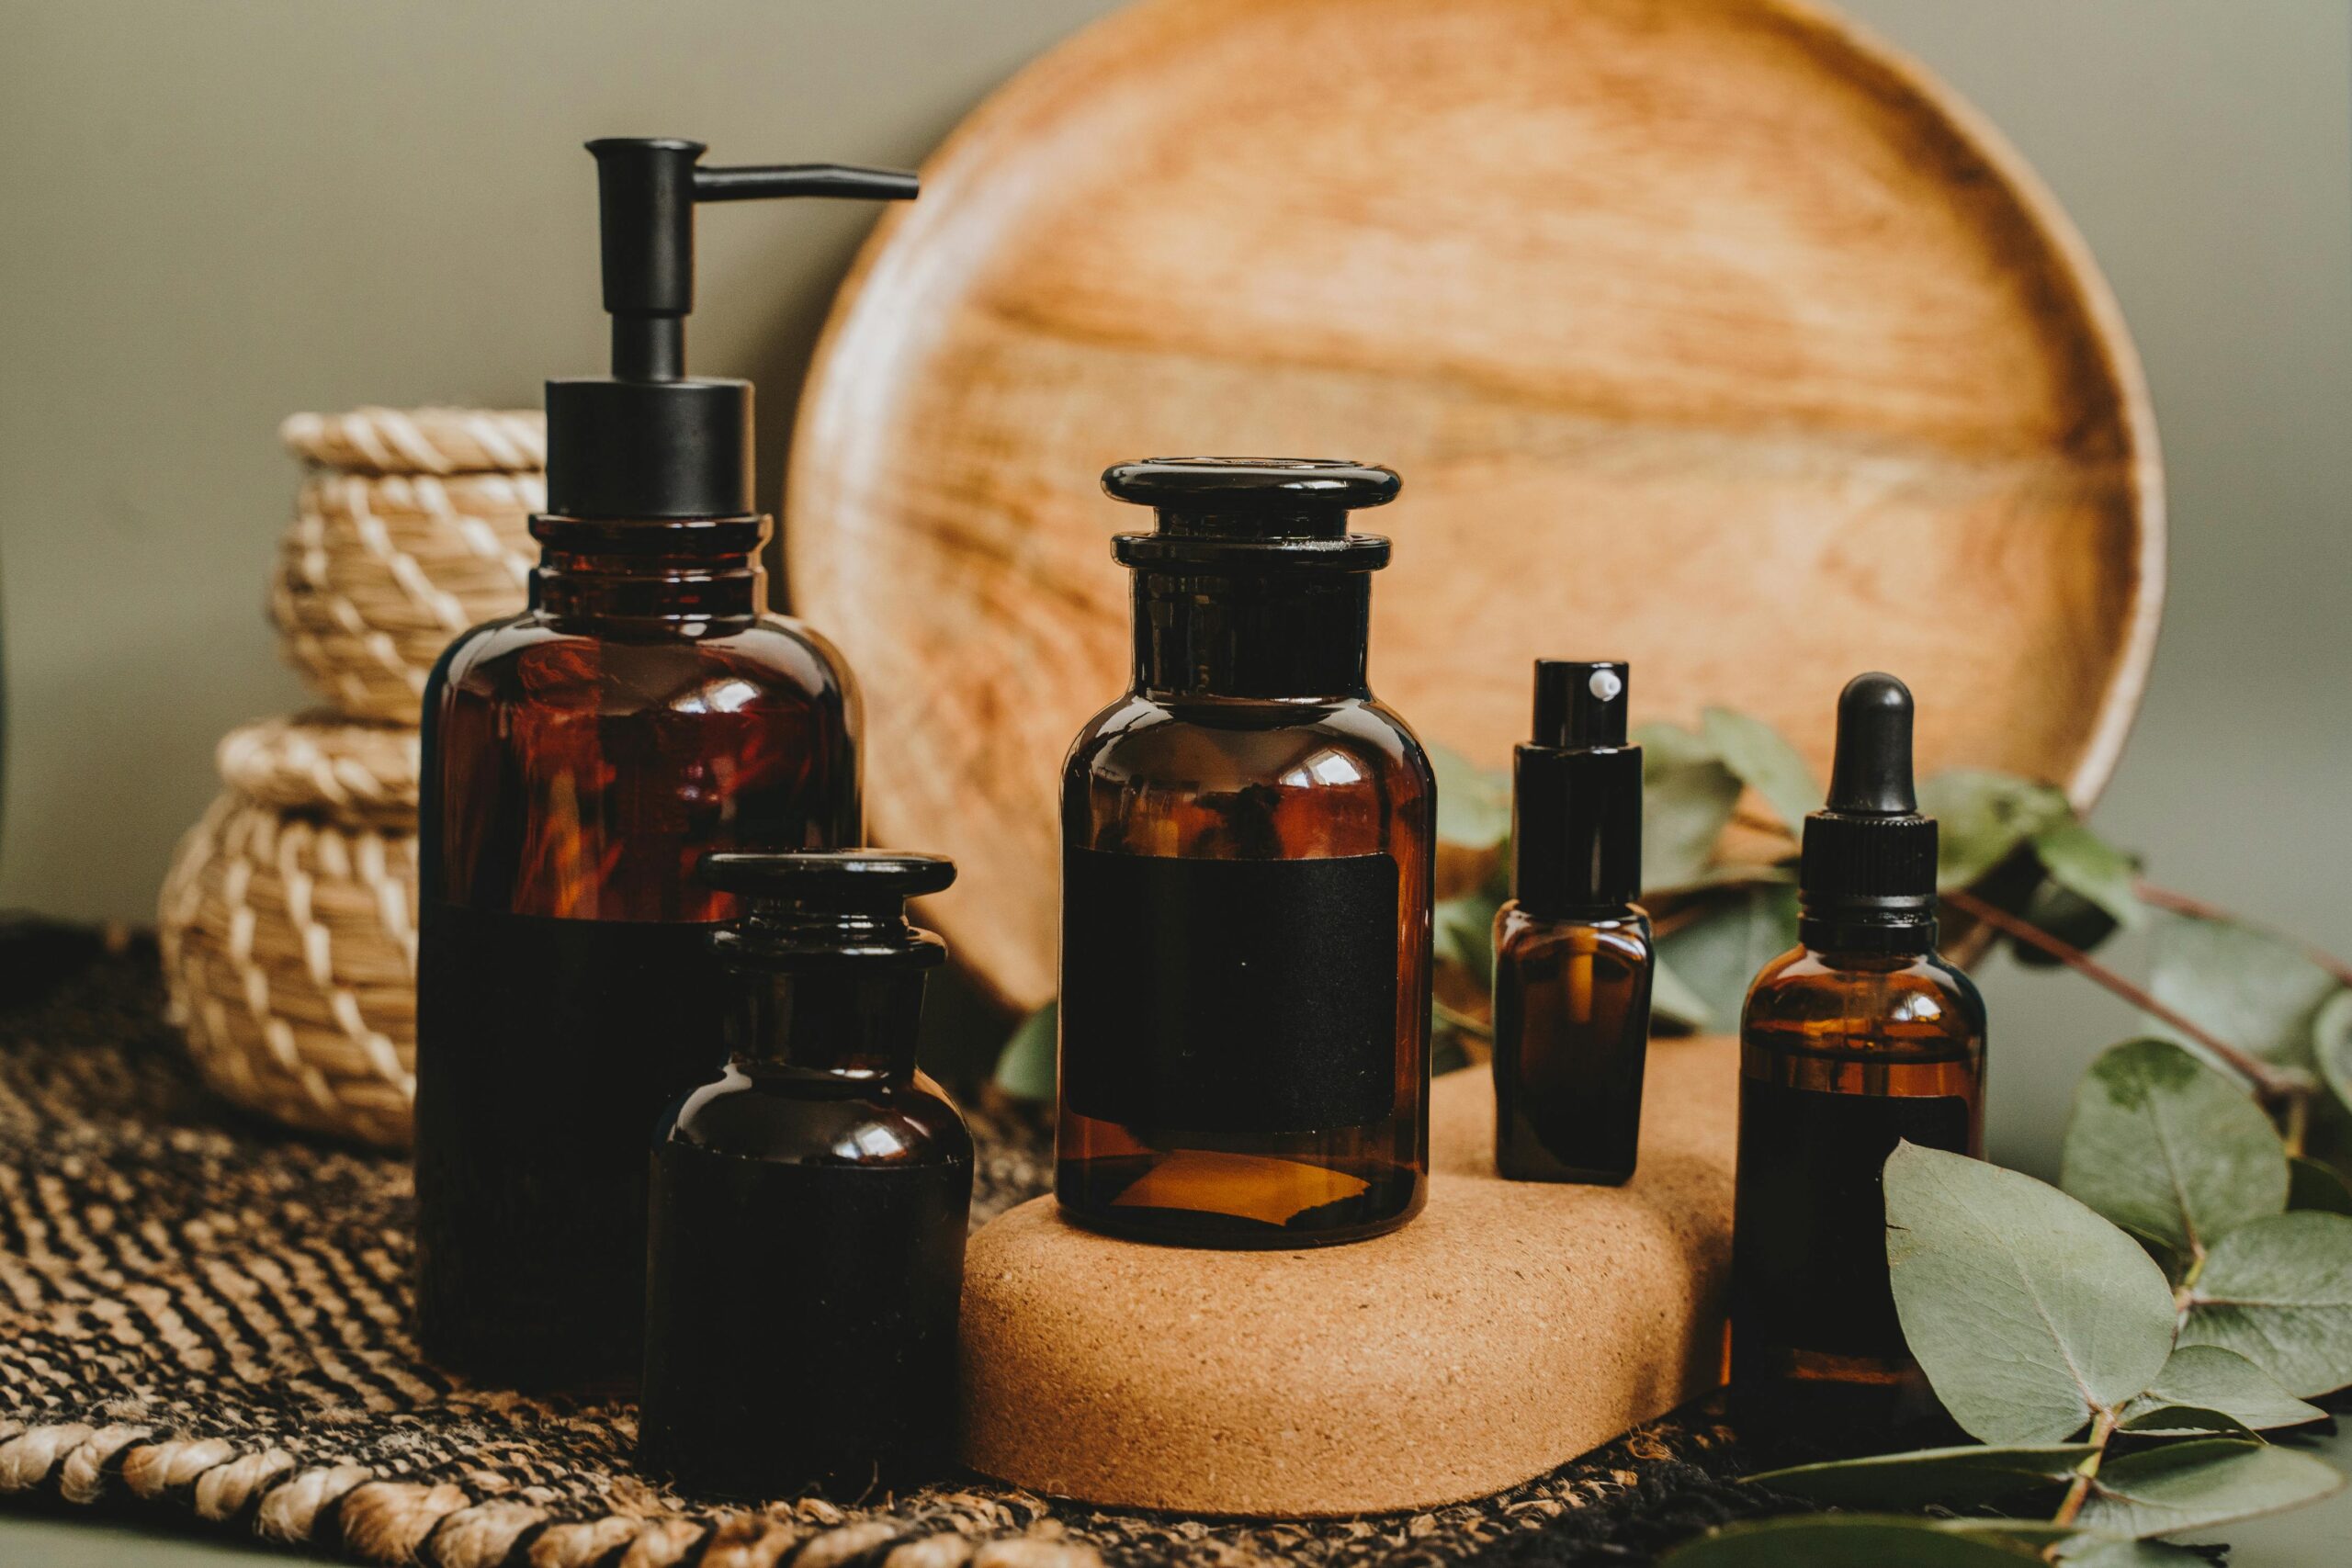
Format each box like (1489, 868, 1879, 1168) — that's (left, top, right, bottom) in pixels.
(1943, 887, 2305, 1106)
(2134, 879, 2352, 990)
(1433, 998, 1493, 1041)
(2048, 1408, 2118, 1531)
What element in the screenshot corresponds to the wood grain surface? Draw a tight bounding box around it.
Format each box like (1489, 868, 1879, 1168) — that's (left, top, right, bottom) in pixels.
(787, 0, 2163, 1010)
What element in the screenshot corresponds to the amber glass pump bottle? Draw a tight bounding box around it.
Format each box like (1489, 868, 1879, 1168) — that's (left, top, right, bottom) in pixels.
(1056, 458, 1435, 1247)
(1491, 660, 1654, 1185)
(413, 140, 915, 1388)
(1731, 672, 1986, 1425)
(640, 852, 972, 1499)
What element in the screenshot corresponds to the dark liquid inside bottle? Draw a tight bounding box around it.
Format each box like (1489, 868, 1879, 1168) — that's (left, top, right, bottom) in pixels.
(1731, 938, 1984, 1442)
(1491, 905, 1653, 1184)
(414, 514, 860, 1388)
(1056, 461, 1432, 1247)
(641, 1089, 969, 1497)
(639, 853, 970, 1498)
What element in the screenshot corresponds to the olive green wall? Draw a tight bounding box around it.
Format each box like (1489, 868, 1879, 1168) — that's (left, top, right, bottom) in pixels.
(4, 0, 2349, 1172)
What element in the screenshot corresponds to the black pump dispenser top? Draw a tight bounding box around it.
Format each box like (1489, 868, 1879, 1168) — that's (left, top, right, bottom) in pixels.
(1513, 660, 1641, 916)
(546, 139, 917, 521)
(1800, 672, 1939, 930)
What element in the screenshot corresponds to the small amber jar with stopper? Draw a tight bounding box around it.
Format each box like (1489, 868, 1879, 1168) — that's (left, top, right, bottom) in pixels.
(639, 851, 971, 1498)
(1055, 458, 1435, 1247)
(1731, 673, 1986, 1427)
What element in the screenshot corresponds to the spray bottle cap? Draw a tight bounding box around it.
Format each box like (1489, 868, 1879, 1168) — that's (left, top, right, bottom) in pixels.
(699, 851, 954, 969)
(1799, 672, 1939, 921)
(1512, 660, 1641, 915)
(545, 139, 917, 520)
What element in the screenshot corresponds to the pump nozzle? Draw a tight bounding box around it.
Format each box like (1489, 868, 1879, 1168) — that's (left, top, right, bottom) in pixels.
(548, 139, 917, 521)
(1826, 672, 1917, 815)
(586, 139, 917, 382)
(1532, 660, 1629, 749)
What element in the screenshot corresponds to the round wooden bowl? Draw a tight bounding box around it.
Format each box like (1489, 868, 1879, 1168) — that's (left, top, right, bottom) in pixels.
(788, 0, 2163, 1011)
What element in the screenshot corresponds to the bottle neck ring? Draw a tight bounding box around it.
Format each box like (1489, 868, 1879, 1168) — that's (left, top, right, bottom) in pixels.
(529, 513, 768, 627)
(730, 964, 928, 1079)
(1129, 568, 1373, 700)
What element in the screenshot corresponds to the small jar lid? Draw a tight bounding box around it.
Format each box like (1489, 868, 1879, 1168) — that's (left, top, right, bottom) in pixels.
(1104, 457, 1398, 570)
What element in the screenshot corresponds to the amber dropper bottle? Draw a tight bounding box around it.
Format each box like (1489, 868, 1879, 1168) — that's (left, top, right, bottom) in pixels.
(1056, 458, 1435, 1248)
(639, 852, 971, 1499)
(1730, 672, 1985, 1433)
(1491, 660, 1653, 1184)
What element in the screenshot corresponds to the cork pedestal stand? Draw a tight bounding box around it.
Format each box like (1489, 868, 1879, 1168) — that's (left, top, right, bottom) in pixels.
(959, 1036, 1737, 1517)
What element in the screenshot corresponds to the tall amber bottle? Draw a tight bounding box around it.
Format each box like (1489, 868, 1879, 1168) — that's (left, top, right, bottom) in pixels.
(1731, 673, 1986, 1423)
(1056, 458, 1435, 1247)
(413, 140, 912, 1387)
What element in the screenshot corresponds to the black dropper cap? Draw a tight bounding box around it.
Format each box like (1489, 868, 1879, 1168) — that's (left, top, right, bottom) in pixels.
(1799, 673, 1939, 930)
(1102, 457, 1399, 570)
(545, 140, 917, 520)
(1513, 660, 1641, 916)
(699, 851, 955, 968)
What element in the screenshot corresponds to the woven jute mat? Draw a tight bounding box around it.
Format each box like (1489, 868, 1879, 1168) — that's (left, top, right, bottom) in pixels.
(0, 925, 1772, 1567)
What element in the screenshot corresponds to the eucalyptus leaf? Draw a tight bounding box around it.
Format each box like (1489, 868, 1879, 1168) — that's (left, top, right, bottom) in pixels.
(1701, 706, 1819, 830)
(2010, 877, 2126, 968)
(1636, 722, 1745, 891)
(1429, 742, 1512, 852)
(2031, 821, 2143, 928)
(2149, 911, 2340, 1068)
(1659, 1516, 2048, 1567)
(2118, 1344, 2324, 1433)
(993, 1001, 1057, 1101)
(2177, 1211, 2352, 1396)
(2114, 1404, 2256, 1438)
(2316, 987, 2352, 1119)
(1649, 955, 1715, 1032)
(1884, 1143, 2177, 1443)
(2052, 1540, 2215, 1567)
(1652, 886, 1798, 1032)
(2059, 1038, 2288, 1258)
(1435, 892, 1498, 977)
(2289, 1155, 2352, 1215)
(2075, 1438, 2344, 1539)
(1917, 770, 2072, 887)
(1747, 1442, 2091, 1507)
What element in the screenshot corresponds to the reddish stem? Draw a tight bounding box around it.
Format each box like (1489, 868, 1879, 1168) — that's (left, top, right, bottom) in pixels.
(1944, 887, 2301, 1103)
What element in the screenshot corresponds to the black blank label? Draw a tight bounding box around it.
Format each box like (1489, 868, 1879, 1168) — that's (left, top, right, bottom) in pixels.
(1060, 846, 1398, 1135)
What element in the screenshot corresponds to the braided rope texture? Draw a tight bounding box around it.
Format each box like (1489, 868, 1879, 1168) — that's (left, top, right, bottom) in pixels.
(159, 756, 421, 1148)
(0, 932, 1759, 1567)
(272, 409, 544, 725)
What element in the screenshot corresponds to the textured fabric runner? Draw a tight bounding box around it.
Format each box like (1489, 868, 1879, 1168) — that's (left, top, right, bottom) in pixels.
(0, 927, 1766, 1566)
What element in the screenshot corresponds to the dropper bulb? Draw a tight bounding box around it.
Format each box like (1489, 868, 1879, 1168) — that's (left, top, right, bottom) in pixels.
(1825, 671, 1917, 815)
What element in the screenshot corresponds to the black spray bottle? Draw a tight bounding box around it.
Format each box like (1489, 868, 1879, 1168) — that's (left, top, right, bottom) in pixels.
(413, 141, 915, 1387)
(1491, 660, 1653, 1184)
(640, 851, 972, 1499)
(1731, 673, 1986, 1426)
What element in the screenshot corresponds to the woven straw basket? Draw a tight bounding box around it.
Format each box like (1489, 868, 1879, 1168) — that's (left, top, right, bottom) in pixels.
(270, 407, 543, 724)
(161, 716, 424, 1146)
(161, 406, 540, 1146)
